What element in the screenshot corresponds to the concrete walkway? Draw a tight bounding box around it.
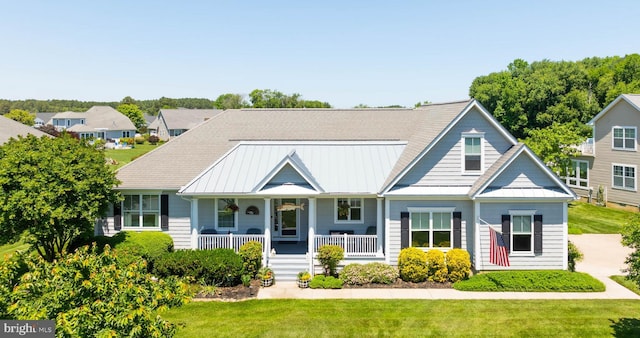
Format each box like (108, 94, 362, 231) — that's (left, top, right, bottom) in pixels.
(257, 234, 640, 300)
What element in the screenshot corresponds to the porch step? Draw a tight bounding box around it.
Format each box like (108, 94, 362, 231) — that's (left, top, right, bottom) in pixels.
(268, 254, 309, 281)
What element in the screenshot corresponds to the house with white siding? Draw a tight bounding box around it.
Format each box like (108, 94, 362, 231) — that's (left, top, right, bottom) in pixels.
(103, 100, 576, 279)
(571, 94, 640, 207)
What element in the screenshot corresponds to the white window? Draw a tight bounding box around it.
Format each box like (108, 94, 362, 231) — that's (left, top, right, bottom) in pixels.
(566, 160, 589, 188)
(462, 132, 484, 173)
(612, 127, 636, 151)
(408, 208, 453, 248)
(216, 198, 238, 230)
(123, 194, 160, 228)
(335, 198, 363, 223)
(511, 214, 533, 253)
(613, 164, 636, 191)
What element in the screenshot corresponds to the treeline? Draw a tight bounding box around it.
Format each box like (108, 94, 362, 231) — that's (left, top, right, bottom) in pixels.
(0, 89, 332, 116)
(470, 53, 640, 139)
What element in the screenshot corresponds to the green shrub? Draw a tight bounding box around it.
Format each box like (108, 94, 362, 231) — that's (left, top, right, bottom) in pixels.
(568, 241, 583, 272)
(446, 248, 472, 282)
(239, 241, 262, 278)
(426, 249, 447, 282)
(398, 247, 428, 282)
(453, 270, 605, 292)
(88, 232, 173, 270)
(148, 135, 160, 145)
(341, 262, 399, 285)
(3, 244, 190, 337)
(317, 245, 344, 276)
(154, 249, 243, 287)
(309, 275, 344, 289)
(135, 136, 145, 144)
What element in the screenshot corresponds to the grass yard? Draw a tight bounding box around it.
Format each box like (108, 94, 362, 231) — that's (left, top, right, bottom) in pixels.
(568, 201, 636, 234)
(163, 299, 640, 337)
(612, 275, 640, 296)
(104, 143, 159, 169)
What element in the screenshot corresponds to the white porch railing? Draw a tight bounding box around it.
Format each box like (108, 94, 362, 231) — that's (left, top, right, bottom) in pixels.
(577, 138, 594, 155)
(198, 234, 266, 252)
(314, 234, 378, 257)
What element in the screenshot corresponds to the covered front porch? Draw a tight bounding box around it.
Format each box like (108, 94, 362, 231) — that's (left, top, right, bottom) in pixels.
(186, 197, 386, 270)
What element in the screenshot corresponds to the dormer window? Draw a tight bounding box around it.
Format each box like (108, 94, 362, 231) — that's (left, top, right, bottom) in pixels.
(462, 132, 484, 173)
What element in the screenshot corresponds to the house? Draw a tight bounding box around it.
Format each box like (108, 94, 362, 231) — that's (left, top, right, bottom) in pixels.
(50, 106, 136, 140)
(0, 114, 51, 144)
(104, 100, 576, 279)
(571, 94, 640, 207)
(148, 108, 220, 140)
(33, 112, 57, 128)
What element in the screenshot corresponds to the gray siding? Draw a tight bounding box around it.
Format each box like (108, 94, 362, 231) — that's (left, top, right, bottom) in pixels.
(388, 200, 473, 265)
(590, 100, 640, 205)
(491, 155, 557, 188)
(270, 164, 307, 185)
(397, 108, 513, 187)
(478, 202, 564, 270)
(315, 198, 378, 235)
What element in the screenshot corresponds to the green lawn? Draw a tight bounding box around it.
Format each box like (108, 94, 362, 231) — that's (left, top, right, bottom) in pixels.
(104, 143, 159, 169)
(612, 275, 640, 296)
(163, 299, 640, 337)
(0, 240, 30, 258)
(568, 201, 636, 234)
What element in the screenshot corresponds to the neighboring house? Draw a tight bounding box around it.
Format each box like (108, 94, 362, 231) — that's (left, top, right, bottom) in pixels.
(0, 115, 51, 144)
(103, 100, 576, 279)
(571, 94, 640, 206)
(50, 106, 136, 140)
(34, 112, 57, 128)
(149, 108, 220, 140)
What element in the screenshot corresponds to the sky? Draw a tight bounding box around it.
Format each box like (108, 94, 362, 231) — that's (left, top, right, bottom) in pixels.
(0, 0, 638, 108)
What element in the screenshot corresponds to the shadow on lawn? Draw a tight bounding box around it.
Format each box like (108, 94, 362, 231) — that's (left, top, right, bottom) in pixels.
(611, 318, 640, 337)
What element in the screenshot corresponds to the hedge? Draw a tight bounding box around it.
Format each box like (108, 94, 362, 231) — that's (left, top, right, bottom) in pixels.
(453, 270, 605, 292)
(153, 249, 243, 287)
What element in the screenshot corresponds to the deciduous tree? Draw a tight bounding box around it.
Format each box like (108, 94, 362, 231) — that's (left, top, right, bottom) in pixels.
(4, 109, 35, 126)
(117, 103, 146, 130)
(0, 135, 120, 261)
(622, 213, 640, 288)
(522, 122, 587, 174)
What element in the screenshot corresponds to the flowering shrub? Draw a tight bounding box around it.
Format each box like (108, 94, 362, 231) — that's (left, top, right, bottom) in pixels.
(398, 247, 428, 282)
(239, 241, 262, 278)
(317, 245, 344, 276)
(341, 262, 398, 285)
(446, 248, 472, 282)
(426, 249, 448, 282)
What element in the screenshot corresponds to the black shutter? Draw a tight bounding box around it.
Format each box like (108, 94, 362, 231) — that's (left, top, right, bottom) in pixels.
(453, 211, 462, 248)
(501, 215, 511, 252)
(113, 203, 122, 230)
(400, 212, 410, 248)
(534, 215, 543, 254)
(161, 194, 169, 231)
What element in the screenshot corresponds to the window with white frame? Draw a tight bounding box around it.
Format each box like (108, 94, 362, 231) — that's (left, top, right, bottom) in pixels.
(409, 209, 452, 248)
(566, 160, 589, 188)
(613, 164, 636, 191)
(123, 194, 160, 228)
(336, 198, 362, 222)
(462, 133, 484, 173)
(511, 213, 533, 253)
(612, 127, 636, 150)
(217, 198, 237, 229)
(122, 131, 131, 138)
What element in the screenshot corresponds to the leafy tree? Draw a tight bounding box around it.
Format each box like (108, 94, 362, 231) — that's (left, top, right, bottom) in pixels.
(4, 109, 35, 126)
(353, 104, 370, 108)
(214, 93, 248, 109)
(117, 103, 146, 130)
(622, 213, 640, 288)
(0, 134, 120, 261)
(249, 89, 331, 108)
(414, 100, 431, 107)
(3, 244, 190, 337)
(121, 96, 137, 105)
(522, 122, 587, 174)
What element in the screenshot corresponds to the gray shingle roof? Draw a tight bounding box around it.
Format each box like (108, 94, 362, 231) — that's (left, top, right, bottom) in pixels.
(158, 109, 221, 130)
(116, 101, 472, 190)
(0, 115, 51, 144)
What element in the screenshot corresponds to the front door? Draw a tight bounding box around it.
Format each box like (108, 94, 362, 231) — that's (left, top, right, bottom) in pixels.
(274, 198, 298, 239)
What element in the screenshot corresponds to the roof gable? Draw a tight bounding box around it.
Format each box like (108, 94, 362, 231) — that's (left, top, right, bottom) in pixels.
(252, 150, 324, 194)
(589, 94, 640, 125)
(0, 115, 51, 144)
(158, 109, 221, 130)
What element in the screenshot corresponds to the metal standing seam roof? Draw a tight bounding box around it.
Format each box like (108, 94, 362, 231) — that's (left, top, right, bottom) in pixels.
(179, 141, 407, 195)
(116, 101, 472, 190)
(0, 115, 51, 144)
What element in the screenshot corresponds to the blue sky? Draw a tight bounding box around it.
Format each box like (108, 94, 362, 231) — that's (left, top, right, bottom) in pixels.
(1, 1, 638, 108)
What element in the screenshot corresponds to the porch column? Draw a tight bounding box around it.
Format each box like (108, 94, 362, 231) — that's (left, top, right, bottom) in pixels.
(190, 198, 199, 249)
(308, 197, 316, 274)
(263, 198, 271, 267)
(384, 198, 391, 264)
(376, 197, 383, 255)
(474, 201, 481, 270)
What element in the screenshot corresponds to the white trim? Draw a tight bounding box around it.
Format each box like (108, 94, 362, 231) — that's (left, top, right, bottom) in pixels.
(612, 163, 637, 191)
(461, 133, 485, 174)
(566, 159, 589, 188)
(510, 212, 534, 255)
(508, 209, 537, 216)
(384, 198, 390, 264)
(252, 150, 324, 193)
(589, 94, 640, 124)
(407, 207, 456, 213)
(611, 126, 637, 151)
(121, 193, 161, 229)
(562, 201, 568, 270)
(408, 209, 454, 249)
(215, 198, 239, 231)
(334, 197, 364, 224)
(474, 202, 481, 270)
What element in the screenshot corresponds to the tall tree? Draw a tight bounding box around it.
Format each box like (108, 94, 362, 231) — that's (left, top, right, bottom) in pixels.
(622, 213, 640, 288)
(0, 134, 120, 261)
(116, 103, 146, 130)
(214, 93, 248, 109)
(249, 89, 331, 108)
(522, 122, 587, 174)
(4, 109, 35, 126)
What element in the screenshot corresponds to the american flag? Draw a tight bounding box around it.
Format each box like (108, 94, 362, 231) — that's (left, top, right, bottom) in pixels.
(489, 226, 510, 267)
